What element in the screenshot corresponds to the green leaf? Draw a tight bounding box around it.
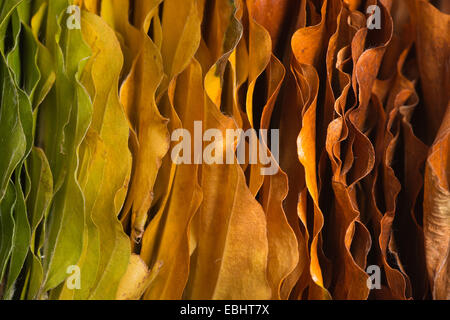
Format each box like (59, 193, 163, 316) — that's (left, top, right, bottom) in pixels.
(33, 0, 92, 294)
(4, 168, 31, 299)
(0, 182, 16, 281)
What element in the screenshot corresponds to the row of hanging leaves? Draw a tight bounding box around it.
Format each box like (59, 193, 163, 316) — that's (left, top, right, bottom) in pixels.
(0, 0, 448, 300)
